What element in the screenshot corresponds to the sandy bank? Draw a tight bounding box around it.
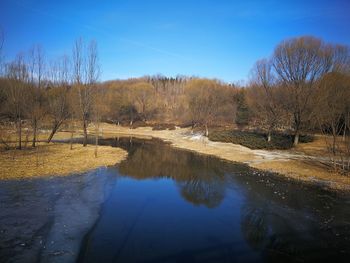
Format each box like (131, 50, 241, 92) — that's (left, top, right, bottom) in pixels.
(0, 142, 127, 180)
(94, 123, 350, 191)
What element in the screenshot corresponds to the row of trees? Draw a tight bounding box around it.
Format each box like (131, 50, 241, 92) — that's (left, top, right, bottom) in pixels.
(101, 76, 239, 131)
(0, 37, 101, 149)
(248, 36, 350, 145)
(0, 34, 349, 171)
(247, 36, 350, 171)
(0, 35, 241, 151)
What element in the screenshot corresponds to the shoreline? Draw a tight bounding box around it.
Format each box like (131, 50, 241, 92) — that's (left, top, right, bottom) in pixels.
(93, 123, 350, 192)
(2, 123, 348, 191)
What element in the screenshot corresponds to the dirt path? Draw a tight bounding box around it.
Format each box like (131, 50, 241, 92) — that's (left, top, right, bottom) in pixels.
(94, 124, 350, 191)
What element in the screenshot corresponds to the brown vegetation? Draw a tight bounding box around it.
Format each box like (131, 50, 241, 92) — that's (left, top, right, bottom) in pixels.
(0, 35, 349, 178)
(246, 36, 350, 174)
(0, 137, 127, 180)
(90, 124, 350, 190)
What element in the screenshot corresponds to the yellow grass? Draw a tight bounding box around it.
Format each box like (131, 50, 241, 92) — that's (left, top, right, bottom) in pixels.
(251, 160, 350, 190)
(0, 143, 127, 180)
(0, 129, 76, 145)
(1, 123, 349, 190)
(95, 123, 350, 191)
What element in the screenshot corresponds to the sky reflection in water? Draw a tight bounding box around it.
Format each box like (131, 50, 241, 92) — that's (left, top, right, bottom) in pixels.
(78, 137, 350, 263)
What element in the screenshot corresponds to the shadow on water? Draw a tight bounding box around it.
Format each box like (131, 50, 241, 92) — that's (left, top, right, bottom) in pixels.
(1, 136, 350, 263)
(0, 168, 118, 263)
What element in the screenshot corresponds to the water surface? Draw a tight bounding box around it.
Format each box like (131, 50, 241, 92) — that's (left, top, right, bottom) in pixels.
(1, 137, 349, 262)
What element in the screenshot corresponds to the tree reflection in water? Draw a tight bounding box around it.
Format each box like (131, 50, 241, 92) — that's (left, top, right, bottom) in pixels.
(2, 136, 349, 263)
(235, 166, 350, 262)
(91, 137, 350, 262)
(116, 138, 227, 207)
(240, 206, 269, 250)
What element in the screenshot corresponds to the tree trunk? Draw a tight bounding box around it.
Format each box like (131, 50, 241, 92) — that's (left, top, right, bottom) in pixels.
(24, 130, 29, 149)
(70, 131, 74, 150)
(36, 146, 39, 167)
(142, 104, 146, 120)
(343, 123, 347, 142)
(332, 126, 337, 155)
(94, 122, 99, 158)
(83, 119, 88, 147)
(32, 119, 37, 147)
(267, 130, 272, 142)
(47, 122, 61, 143)
(293, 115, 301, 146)
(18, 118, 22, 150)
(293, 130, 299, 146)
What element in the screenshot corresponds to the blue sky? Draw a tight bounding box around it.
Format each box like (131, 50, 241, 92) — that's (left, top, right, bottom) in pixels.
(1, 0, 350, 83)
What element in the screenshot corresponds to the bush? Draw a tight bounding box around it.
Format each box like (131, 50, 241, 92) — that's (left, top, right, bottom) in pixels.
(178, 122, 193, 128)
(208, 130, 313, 150)
(131, 121, 147, 129)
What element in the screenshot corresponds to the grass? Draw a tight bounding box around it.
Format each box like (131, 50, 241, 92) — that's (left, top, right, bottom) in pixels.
(0, 139, 127, 180)
(209, 130, 314, 150)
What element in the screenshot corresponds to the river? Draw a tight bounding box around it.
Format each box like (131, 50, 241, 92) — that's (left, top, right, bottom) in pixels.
(0, 137, 349, 262)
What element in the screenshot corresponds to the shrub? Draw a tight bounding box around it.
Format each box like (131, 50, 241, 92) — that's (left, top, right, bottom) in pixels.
(209, 130, 313, 150)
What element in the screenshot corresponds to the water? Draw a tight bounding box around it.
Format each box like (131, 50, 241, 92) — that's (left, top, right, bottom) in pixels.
(0, 137, 349, 262)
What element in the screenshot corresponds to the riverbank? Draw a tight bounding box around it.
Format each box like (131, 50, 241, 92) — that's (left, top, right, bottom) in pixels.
(92, 123, 350, 191)
(0, 141, 127, 180)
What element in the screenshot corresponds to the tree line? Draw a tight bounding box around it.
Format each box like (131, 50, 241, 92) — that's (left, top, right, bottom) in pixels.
(0, 34, 349, 170)
(247, 36, 350, 171)
(0, 37, 101, 148)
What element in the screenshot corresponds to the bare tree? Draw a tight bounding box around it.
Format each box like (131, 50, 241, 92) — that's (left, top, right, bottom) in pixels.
(130, 82, 155, 121)
(72, 38, 100, 146)
(329, 44, 350, 73)
(311, 44, 350, 173)
(249, 59, 281, 142)
(329, 44, 350, 142)
(344, 100, 350, 172)
(86, 40, 100, 85)
(185, 79, 224, 136)
(4, 54, 28, 149)
(315, 72, 350, 172)
(46, 55, 71, 142)
(27, 45, 46, 147)
(92, 87, 109, 157)
(272, 36, 331, 145)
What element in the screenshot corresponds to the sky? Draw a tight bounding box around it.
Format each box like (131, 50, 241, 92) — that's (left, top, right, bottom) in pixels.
(1, 0, 350, 83)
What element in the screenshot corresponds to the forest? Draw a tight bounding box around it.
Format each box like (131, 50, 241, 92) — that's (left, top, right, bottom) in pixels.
(0, 34, 349, 173)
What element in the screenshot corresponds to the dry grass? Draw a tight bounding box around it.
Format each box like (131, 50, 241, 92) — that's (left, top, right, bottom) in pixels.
(251, 160, 350, 191)
(1, 123, 349, 190)
(95, 123, 350, 191)
(0, 143, 127, 180)
(293, 135, 331, 156)
(1, 129, 75, 145)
